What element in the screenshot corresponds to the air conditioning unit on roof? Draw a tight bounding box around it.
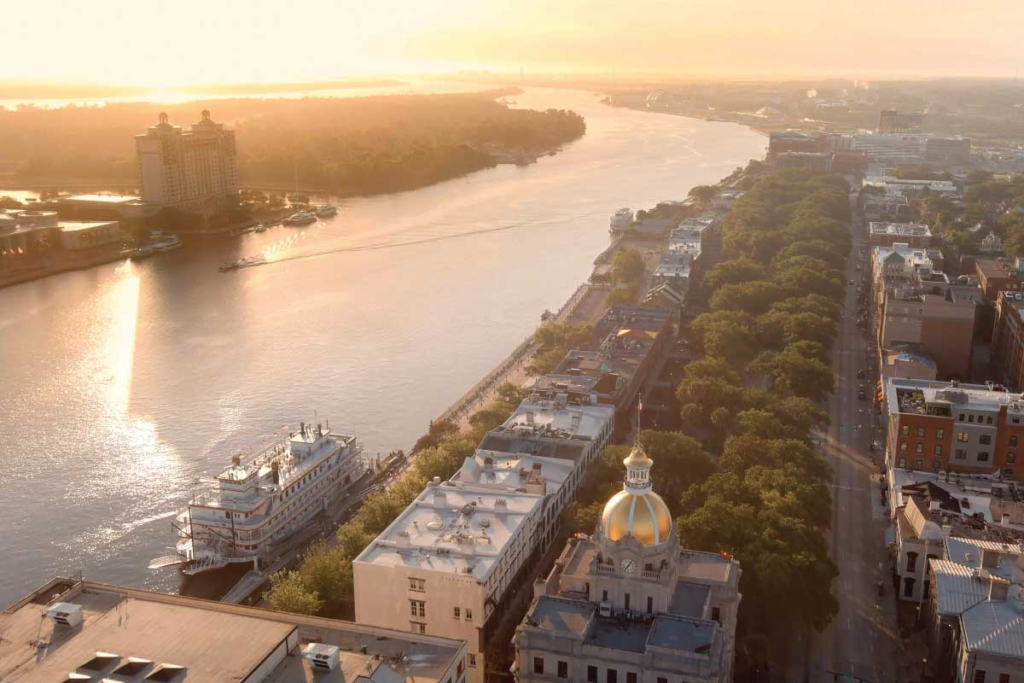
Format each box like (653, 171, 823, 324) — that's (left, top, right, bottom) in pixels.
(46, 602, 83, 628)
(302, 643, 340, 672)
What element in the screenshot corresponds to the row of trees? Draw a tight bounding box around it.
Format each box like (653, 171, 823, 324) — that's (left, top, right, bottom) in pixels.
(607, 247, 646, 306)
(674, 170, 850, 634)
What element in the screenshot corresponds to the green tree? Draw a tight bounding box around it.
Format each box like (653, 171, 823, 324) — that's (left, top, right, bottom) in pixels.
(709, 280, 786, 315)
(688, 184, 719, 207)
(704, 258, 768, 291)
(750, 346, 834, 401)
(611, 248, 645, 284)
(266, 570, 323, 615)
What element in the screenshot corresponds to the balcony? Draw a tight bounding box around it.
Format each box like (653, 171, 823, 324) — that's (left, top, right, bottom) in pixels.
(594, 563, 615, 575)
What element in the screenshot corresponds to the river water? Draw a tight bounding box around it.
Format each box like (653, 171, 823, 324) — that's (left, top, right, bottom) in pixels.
(0, 88, 765, 605)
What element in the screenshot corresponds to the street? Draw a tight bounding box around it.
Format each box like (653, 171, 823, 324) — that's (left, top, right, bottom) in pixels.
(788, 191, 902, 682)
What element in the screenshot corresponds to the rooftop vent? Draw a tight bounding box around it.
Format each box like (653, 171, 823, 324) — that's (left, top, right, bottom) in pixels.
(303, 643, 340, 672)
(78, 652, 119, 673)
(145, 665, 186, 682)
(113, 658, 153, 677)
(46, 603, 83, 628)
(61, 675, 92, 683)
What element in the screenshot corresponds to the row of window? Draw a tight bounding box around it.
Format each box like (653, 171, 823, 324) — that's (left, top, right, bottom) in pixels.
(897, 443, 1018, 464)
(533, 659, 667, 683)
(900, 423, 1020, 449)
(973, 671, 1010, 683)
(408, 599, 474, 623)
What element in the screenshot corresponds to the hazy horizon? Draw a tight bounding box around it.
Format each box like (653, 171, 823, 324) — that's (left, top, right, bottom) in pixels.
(5, 0, 1023, 89)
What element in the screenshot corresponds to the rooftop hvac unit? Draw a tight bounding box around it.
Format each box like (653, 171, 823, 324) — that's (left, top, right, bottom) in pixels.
(302, 643, 340, 672)
(46, 603, 83, 628)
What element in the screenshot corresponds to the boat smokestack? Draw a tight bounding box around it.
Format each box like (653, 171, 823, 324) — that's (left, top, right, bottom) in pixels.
(272, 460, 280, 485)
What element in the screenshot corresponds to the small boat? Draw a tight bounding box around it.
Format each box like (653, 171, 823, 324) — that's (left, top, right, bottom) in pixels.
(131, 245, 154, 259)
(315, 204, 338, 218)
(219, 255, 267, 272)
(255, 223, 267, 233)
(282, 211, 316, 226)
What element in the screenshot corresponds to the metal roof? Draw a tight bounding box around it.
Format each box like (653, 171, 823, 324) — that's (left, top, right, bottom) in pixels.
(931, 559, 990, 615)
(962, 600, 1024, 658)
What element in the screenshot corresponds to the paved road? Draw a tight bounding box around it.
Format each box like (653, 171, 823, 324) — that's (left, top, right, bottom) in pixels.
(788, 192, 902, 683)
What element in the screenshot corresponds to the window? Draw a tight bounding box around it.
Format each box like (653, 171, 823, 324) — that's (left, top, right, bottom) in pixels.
(899, 457, 907, 468)
(915, 459, 923, 470)
(906, 552, 918, 573)
(904, 577, 916, 598)
(902, 425, 910, 437)
(608, 671, 618, 683)
(988, 416, 994, 425)
(956, 449, 967, 459)
(916, 443, 923, 453)
(980, 452, 990, 462)
(627, 673, 637, 683)
(408, 578, 425, 592)
(602, 590, 608, 602)
(469, 655, 477, 668)
(658, 678, 668, 683)
(958, 432, 970, 443)
(411, 622, 425, 634)
(466, 608, 473, 622)
(410, 600, 425, 618)
(937, 428, 945, 439)
(534, 658, 544, 675)
(959, 413, 965, 421)
(453, 607, 460, 620)
(969, 415, 975, 423)
(1010, 452, 1017, 464)
(980, 434, 992, 446)
(974, 671, 986, 683)
(624, 593, 630, 611)
(998, 674, 1009, 683)
(647, 596, 653, 613)
(917, 427, 925, 438)
(1013, 436, 1019, 447)
(588, 667, 598, 683)
(900, 441, 908, 453)
(934, 445, 943, 456)
(712, 606, 721, 623)
(558, 661, 569, 679)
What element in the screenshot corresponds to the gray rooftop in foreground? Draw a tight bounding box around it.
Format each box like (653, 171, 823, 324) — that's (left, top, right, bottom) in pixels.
(669, 581, 710, 618)
(649, 615, 716, 653)
(530, 597, 595, 635)
(587, 618, 651, 654)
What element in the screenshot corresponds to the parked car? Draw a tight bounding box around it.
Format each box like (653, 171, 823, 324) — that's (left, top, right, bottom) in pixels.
(857, 369, 865, 379)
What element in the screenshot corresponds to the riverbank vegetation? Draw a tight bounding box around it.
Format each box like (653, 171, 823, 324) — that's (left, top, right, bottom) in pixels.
(3, 92, 586, 196)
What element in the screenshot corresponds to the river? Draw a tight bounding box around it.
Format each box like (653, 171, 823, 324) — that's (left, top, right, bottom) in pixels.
(0, 87, 766, 605)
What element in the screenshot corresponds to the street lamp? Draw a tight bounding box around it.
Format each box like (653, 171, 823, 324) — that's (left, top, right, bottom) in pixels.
(921, 657, 928, 683)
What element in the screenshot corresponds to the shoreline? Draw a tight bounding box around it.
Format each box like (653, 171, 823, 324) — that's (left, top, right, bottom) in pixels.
(607, 101, 771, 137)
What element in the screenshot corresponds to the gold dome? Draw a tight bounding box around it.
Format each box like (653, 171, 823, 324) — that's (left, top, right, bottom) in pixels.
(601, 489, 673, 546)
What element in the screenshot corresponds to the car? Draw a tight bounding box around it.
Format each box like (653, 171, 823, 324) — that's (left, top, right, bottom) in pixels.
(857, 369, 865, 379)
(858, 391, 866, 401)
(848, 279, 855, 285)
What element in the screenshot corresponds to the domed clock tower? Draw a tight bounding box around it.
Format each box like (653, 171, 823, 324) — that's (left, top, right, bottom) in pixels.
(589, 441, 682, 613)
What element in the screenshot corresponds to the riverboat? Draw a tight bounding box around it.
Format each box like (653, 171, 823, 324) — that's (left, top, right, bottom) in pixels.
(218, 254, 267, 272)
(609, 207, 634, 233)
(153, 421, 364, 575)
(314, 204, 338, 218)
(283, 211, 317, 226)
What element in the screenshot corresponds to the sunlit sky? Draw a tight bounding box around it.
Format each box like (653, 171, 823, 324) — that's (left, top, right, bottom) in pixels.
(5, 0, 1024, 87)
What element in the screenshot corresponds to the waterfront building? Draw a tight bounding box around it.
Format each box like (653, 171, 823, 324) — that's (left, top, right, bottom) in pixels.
(711, 189, 744, 212)
(57, 221, 123, 251)
(868, 221, 932, 248)
(651, 251, 693, 289)
(882, 378, 1024, 482)
(0, 577, 468, 683)
(878, 109, 924, 134)
(772, 151, 833, 173)
(136, 110, 239, 211)
(766, 131, 823, 160)
(557, 307, 671, 436)
(0, 209, 60, 255)
(353, 481, 543, 683)
(513, 444, 741, 683)
(57, 193, 152, 220)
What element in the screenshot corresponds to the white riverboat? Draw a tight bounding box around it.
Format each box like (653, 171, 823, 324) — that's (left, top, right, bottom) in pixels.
(155, 421, 364, 575)
(609, 207, 634, 233)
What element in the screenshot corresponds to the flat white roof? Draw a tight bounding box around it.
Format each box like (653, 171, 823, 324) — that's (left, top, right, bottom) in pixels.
(59, 220, 120, 232)
(65, 193, 143, 204)
(869, 221, 931, 236)
(887, 378, 1024, 416)
(355, 483, 540, 580)
(450, 450, 574, 497)
(500, 399, 613, 442)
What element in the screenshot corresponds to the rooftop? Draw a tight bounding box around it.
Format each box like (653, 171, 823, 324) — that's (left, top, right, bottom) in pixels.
(477, 399, 614, 463)
(869, 221, 932, 237)
(354, 481, 540, 580)
(886, 378, 1024, 418)
(962, 599, 1024, 658)
(450, 450, 574, 497)
(63, 193, 145, 205)
(0, 579, 464, 683)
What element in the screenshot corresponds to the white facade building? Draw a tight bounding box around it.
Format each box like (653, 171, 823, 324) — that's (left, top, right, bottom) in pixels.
(136, 110, 239, 211)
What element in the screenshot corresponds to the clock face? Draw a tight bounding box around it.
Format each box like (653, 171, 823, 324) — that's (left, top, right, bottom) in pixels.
(621, 559, 636, 574)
